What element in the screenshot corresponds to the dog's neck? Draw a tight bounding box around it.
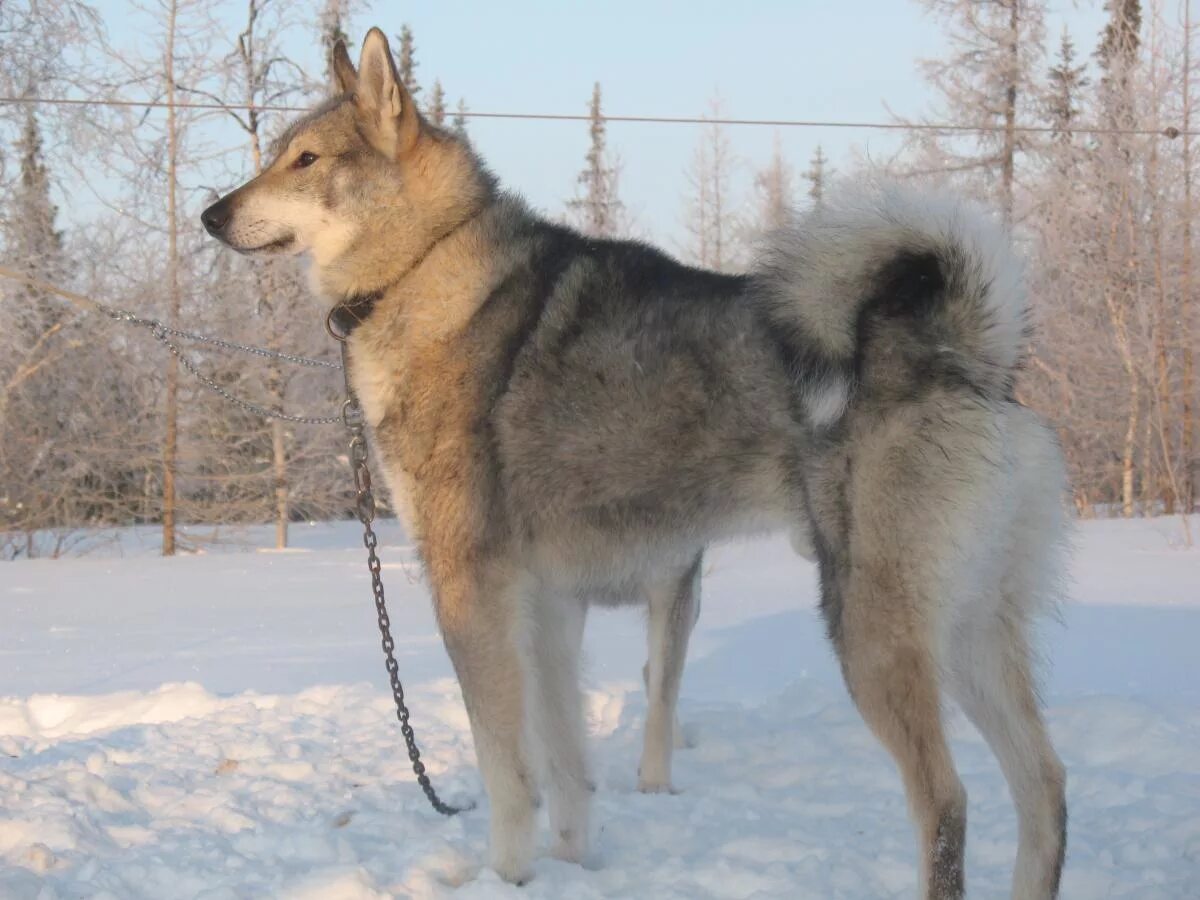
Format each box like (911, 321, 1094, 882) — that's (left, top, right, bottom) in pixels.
(322, 200, 492, 336)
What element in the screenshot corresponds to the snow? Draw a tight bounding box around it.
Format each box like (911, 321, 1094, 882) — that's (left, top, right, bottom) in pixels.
(2, 517, 1199, 898)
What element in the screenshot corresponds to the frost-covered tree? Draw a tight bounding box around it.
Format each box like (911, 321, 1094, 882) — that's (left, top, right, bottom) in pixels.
(682, 94, 737, 271)
(896, 0, 1047, 220)
(1093, 0, 1143, 516)
(1181, 0, 1196, 516)
(2, 110, 83, 553)
(2, 110, 66, 324)
(566, 83, 627, 238)
(197, 0, 325, 548)
(1098, 0, 1143, 104)
(1, 108, 69, 450)
(1022, 1, 1197, 525)
(749, 134, 794, 237)
(1045, 28, 1089, 153)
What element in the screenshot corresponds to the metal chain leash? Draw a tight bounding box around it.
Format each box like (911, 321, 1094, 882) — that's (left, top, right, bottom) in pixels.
(149, 324, 344, 425)
(0, 263, 343, 424)
(329, 316, 471, 817)
(117, 310, 341, 369)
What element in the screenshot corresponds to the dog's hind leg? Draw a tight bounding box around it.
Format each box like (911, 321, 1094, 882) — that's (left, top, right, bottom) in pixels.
(525, 592, 591, 864)
(943, 409, 1067, 899)
(435, 564, 539, 885)
(829, 565, 968, 900)
(946, 603, 1066, 900)
(638, 552, 702, 793)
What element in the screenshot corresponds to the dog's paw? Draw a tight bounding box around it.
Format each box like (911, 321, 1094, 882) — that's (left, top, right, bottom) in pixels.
(636, 777, 673, 795)
(550, 827, 589, 865)
(489, 817, 536, 885)
(490, 855, 534, 886)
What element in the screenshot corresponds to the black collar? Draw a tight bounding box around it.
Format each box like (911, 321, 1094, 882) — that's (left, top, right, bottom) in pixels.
(327, 290, 384, 338)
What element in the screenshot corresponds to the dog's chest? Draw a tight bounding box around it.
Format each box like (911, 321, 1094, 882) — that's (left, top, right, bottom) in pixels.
(347, 328, 482, 527)
(348, 336, 402, 431)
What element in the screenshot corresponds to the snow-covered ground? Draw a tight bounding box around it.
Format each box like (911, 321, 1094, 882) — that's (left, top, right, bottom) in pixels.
(2, 516, 1198, 898)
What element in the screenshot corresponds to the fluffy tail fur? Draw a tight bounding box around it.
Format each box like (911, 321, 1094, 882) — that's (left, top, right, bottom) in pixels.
(754, 181, 1030, 425)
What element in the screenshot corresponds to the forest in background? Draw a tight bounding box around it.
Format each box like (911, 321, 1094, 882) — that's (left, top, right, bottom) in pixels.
(1, 0, 1195, 558)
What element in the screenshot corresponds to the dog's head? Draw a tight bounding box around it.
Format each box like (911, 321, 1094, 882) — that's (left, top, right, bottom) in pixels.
(201, 28, 488, 292)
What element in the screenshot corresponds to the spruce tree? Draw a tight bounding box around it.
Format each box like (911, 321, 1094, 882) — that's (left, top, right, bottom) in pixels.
(453, 98, 469, 137)
(0, 107, 70, 542)
(566, 83, 625, 237)
(1097, 0, 1141, 130)
(428, 79, 447, 126)
(396, 24, 421, 102)
(320, 0, 353, 88)
(1046, 28, 1088, 149)
(804, 145, 831, 209)
(2, 107, 66, 332)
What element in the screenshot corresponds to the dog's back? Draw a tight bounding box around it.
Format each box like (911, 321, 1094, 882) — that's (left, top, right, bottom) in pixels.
(486, 209, 806, 579)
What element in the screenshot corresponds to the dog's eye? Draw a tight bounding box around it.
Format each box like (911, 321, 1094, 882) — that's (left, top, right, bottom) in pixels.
(294, 151, 319, 169)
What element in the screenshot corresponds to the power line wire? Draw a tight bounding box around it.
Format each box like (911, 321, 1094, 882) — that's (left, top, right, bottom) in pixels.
(0, 94, 1188, 138)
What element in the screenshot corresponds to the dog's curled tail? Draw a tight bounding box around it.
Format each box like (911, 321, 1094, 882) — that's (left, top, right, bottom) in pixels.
(753, 180, 1030, 425)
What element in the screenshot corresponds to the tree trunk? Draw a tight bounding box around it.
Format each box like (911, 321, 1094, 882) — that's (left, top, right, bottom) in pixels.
(162, 0, 180, 556)
(272, 415, 288, 548)
(1000, 0, 1020, 223)
(1148, 90, 1173, 513)
(245, 46, 289, 550)
(1123, 376, 1140, 517)
(1183, 2, 1195, 514)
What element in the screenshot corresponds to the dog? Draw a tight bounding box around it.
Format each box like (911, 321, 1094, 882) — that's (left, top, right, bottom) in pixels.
(202, 28, 1069, 899)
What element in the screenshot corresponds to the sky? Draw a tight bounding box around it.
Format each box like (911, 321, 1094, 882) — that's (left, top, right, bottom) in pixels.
(366, 1, 1110, 247)
(86, 0, 1114, 251)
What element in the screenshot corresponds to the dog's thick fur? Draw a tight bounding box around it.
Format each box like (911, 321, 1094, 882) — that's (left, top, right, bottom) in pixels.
(202, 29, 1069, 899)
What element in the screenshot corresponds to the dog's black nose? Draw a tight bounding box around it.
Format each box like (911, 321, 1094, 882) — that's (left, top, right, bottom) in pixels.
(201, 200, 231, 235)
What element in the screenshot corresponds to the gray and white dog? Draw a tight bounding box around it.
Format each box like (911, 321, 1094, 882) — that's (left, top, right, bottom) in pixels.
(202, 28, 1069, 900)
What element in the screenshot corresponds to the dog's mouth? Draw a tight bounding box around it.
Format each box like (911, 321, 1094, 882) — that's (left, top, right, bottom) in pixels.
(236, 234, 296, 255)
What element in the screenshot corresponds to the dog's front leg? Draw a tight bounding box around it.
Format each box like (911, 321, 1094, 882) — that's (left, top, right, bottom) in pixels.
(525, 592, 591, 864)
(639, 553, 702, 793)
(434, 562, 538, 884)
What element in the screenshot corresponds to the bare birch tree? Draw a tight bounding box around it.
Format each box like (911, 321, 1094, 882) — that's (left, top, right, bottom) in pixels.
(1181, 0, 1196, 513)
(682, 94, 737, 271)
(896, 0, 1047, 220)
(748, 133, 794, 239)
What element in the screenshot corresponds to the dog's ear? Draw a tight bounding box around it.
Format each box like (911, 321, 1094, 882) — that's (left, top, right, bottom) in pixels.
(354, 27, 421, 157)
(331, 39, 357, 94)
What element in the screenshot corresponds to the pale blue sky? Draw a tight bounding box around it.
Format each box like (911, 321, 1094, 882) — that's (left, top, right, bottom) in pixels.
(87, 1, 1113, 249)
(370, 1, 1107, 246)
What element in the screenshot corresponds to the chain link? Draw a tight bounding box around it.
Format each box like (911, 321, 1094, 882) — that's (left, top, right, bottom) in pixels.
(334, 336, 470, 817)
